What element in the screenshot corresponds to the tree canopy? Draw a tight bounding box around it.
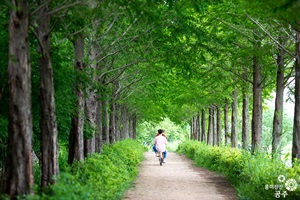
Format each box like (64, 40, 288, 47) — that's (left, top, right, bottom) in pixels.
(1, 0, 300, 198)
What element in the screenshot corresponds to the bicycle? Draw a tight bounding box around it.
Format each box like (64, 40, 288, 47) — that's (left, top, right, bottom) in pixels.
(157, 151, 164, 166)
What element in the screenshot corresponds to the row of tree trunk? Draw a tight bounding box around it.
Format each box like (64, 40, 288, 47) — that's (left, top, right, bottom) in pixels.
(67, 32, 138, 164)
(1, 1, 138, 199)
(190, 29, 300, 164)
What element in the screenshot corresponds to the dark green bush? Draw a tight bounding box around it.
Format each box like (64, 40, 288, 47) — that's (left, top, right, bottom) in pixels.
(28, 139, 146, 200)
(177, 140, 300, 200)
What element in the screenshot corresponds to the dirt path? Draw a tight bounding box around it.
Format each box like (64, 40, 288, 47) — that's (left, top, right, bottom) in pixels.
(123, 152, 237, 200)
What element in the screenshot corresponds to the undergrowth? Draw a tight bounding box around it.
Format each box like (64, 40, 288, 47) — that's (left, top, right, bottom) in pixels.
(27, 139, 146, 200)
(177, 140, 300, 200)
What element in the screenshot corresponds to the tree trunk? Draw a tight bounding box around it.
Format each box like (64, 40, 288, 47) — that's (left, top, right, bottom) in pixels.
(201, 109, 206, 142)
(242, 92, 250, 149)
(190, 119, 193, 140)
(102, 99, 110, 145)
(190, 120, 193, 140)
(292, 30, 300, 163)
(196, 113, 200, 141)
(95, 99, 103, 153)
(192, 116, 197, 140)
(207, 106, 213, 145)
(224, 99, 230, 145)
(1, 0, 34, 197)
(231, 88, 238, 148)
(129, 114, 133, 139)
(252, 53, 263, 151)
(109, 100, 116, 143)
(272, 37, 286, 156)
(121, 105, 130, 139)
(115, 102, 121, 141)
(84, 43, 98, 155)
(132, 114, 137, 139)
(213, 107, 217, 146)
(68, 34, 85, 164)
(37, 0, 59, 187)
(217, 106, 222, 146)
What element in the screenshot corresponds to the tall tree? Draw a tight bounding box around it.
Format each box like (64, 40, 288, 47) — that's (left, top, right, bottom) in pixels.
(231, 88, 238, 148)
(196, 113, 200, 141)
(1, 0, 34, 197)
(224, 99, 230, 145)
(131, 113, 137, 139)
(95, 97, 103, 152)
(216, 106, 222, 146)
(292, 30, 300, 163)
(191, 116, 197, 140)
(109, 97, 116, 143)
(207, 106, 213, 145)
(251, 33, 263, 151)
(242, 92, 250, 149)
(213, 106, 217, 146)
(37, 0, 59, 187)
(68, 34, 85, 164)
(84, 42, 98, 155)
(272, 36, 286, 156)
(102, 98, 110, 144)
(122, 104, 130, 139)
(201, 109, 206, 142)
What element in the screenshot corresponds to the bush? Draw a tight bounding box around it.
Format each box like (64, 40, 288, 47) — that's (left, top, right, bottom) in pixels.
(177, 140, 300, 200)
(28, 139, 146, 200)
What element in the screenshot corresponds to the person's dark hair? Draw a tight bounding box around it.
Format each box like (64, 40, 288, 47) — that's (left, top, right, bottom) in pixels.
(158, 129, 164, 134)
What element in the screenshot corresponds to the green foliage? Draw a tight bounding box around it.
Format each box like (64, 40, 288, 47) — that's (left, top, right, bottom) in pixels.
(83, 121, 97, 140)
(137, 118, 190, 151)
(262, 102, 293, 155)
(177, 140, 300, 200)
(58, 143, 70, 172)
(29, 139, 146, 200)
(51, 36, 75, 143)
(33, 162, 42, 190)
(0, 1, 9, 170)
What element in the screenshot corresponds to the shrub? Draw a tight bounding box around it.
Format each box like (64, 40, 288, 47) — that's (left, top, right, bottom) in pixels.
(177, 140, 300, 200)
(28, 139, 146, 200)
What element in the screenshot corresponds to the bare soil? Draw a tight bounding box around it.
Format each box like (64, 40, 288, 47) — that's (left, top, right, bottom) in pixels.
(123, 152, 237, 200)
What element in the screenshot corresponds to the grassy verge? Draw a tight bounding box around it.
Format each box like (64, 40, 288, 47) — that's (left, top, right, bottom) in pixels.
(177, 140, 300, 200)
(27, 139, 146, 200)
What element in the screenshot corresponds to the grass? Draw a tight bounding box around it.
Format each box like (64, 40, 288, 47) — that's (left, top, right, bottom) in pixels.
(26, 139, 146, 200)
(177, 140, 300, 200)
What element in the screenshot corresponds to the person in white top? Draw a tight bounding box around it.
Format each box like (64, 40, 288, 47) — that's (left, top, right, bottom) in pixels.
(154, 129, 168, 163)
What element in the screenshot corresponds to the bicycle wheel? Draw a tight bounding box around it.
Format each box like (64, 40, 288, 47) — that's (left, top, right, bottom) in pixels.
(159, 157, 163, 166)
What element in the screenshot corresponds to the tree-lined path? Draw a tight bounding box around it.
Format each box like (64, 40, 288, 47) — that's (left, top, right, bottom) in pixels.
(123, 152, 237, 200)
(2, 0, 300, 199)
